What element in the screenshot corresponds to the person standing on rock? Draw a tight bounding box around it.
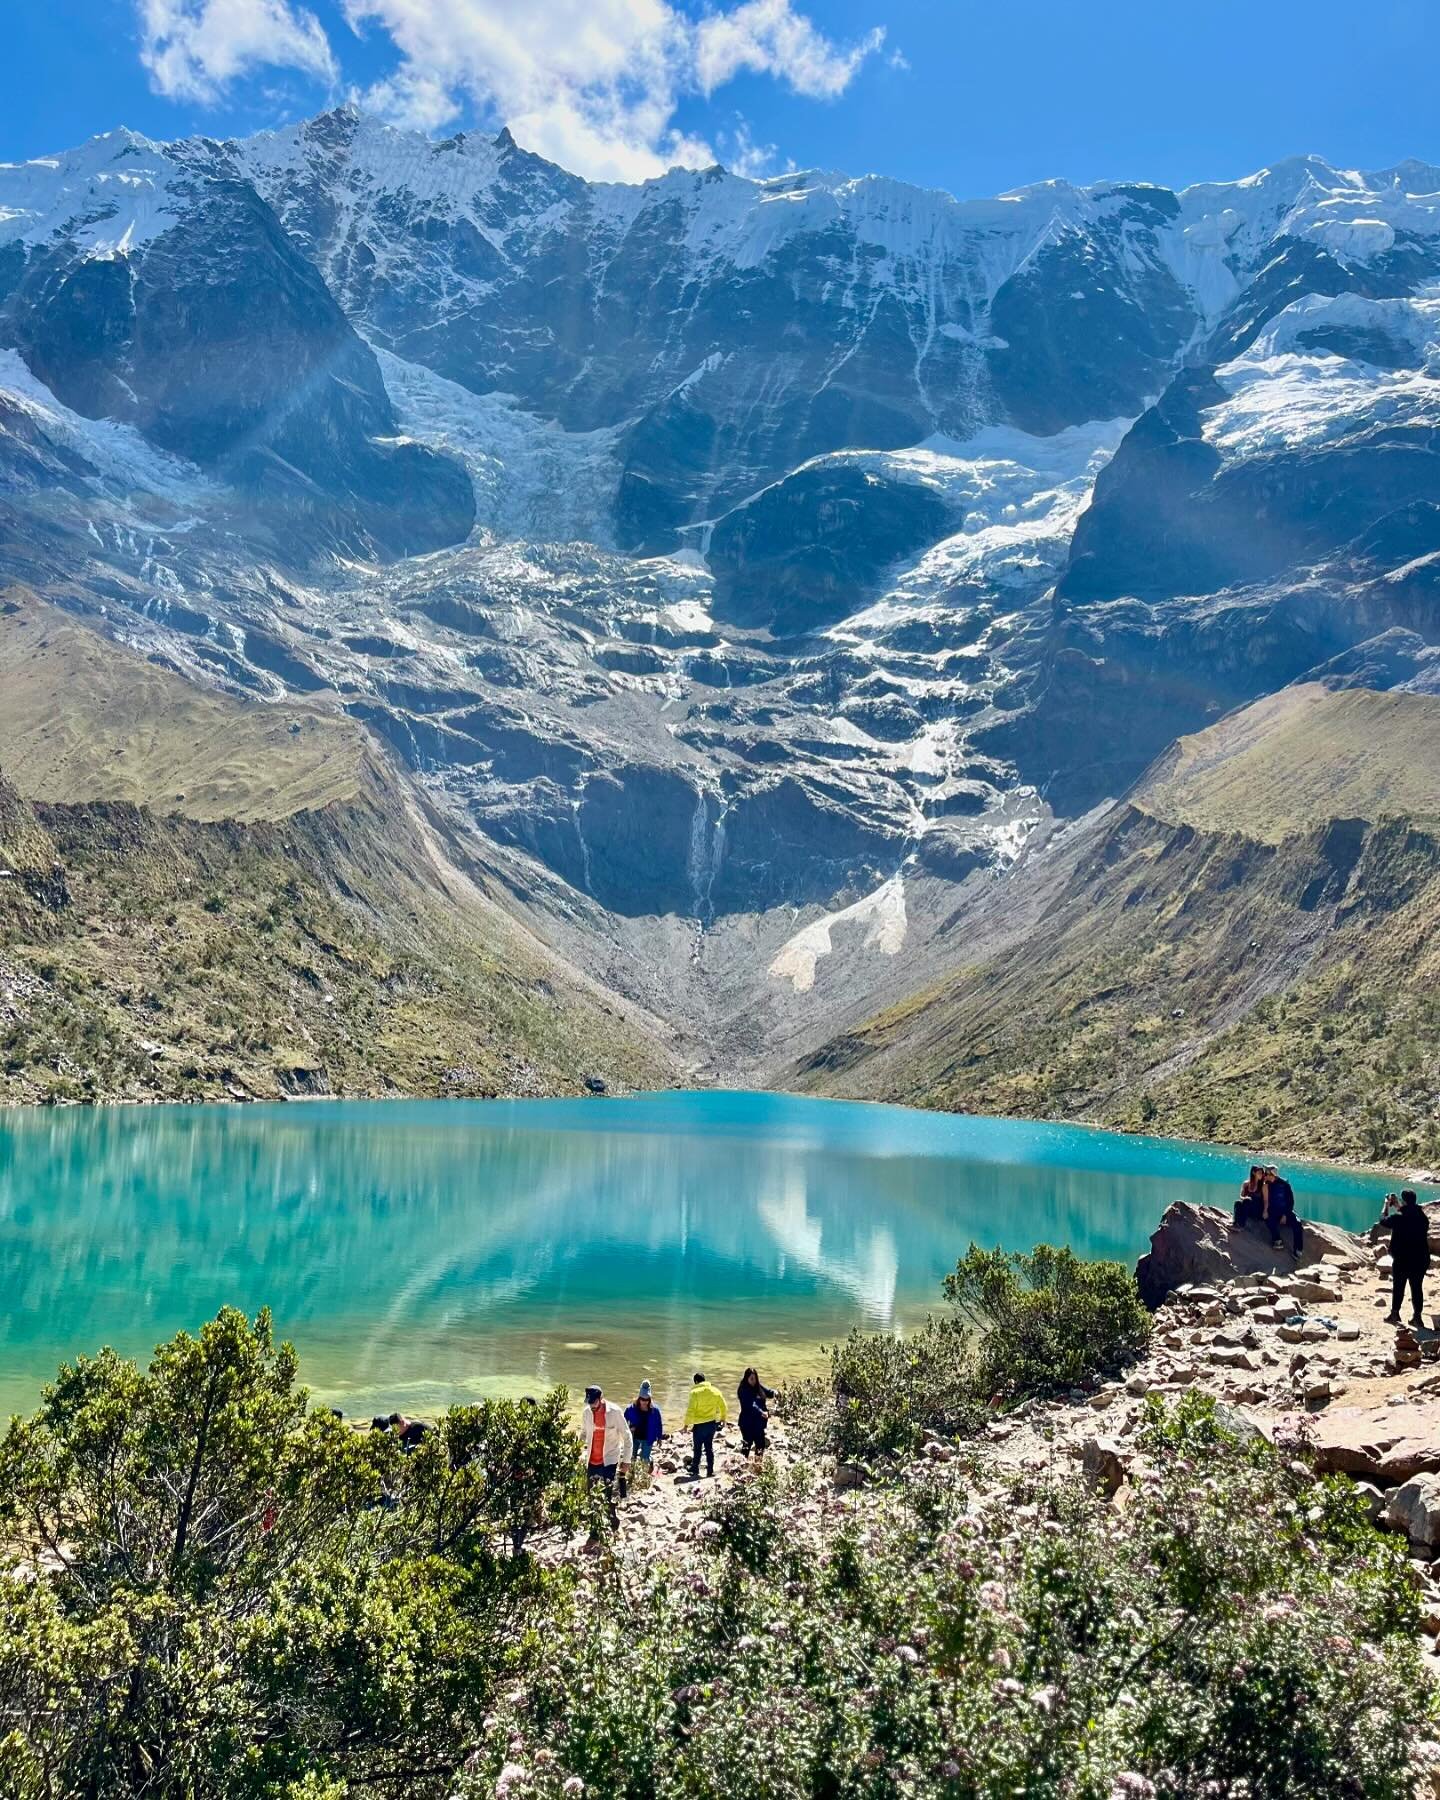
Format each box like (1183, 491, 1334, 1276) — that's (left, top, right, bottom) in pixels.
(1383, 1190, 1431, 1329)
(682, 1371, 727, 1479)
(737, 1367, 777, 1463)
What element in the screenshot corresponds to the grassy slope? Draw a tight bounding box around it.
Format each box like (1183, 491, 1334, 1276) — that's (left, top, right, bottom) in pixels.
(1139, 684, 1440, 842)
(0, 595, 673, 1105)
(0, 593, 365, 820)
(799, 686, 1440, 1168)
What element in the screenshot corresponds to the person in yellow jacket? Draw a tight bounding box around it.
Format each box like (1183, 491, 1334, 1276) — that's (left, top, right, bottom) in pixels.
(682, 1371, 727, 1479)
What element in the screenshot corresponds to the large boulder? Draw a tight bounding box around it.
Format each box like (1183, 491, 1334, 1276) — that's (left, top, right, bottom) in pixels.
(1134, 1201, 1359, 1310)
(1310, 1405, 1440, 1485)
(1081, 1436, 1126, 1499)
(1382, 1475, 1440, 1551)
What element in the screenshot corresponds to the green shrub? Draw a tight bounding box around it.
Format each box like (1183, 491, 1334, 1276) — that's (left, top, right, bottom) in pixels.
(828, 1316, 983, 1462)
(0, 1308, 567, 1797)
(822, 1244, 1150, 1463)
(400, 1392, 585, 1559)
(0, 1309, 1428, 1800)
(943, 1242, 1152, 1402)
(462, 1394, 1431, 1800)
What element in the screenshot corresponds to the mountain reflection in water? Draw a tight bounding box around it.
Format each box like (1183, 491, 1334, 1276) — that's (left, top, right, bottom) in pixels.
(0, 1090, 1396, 1419)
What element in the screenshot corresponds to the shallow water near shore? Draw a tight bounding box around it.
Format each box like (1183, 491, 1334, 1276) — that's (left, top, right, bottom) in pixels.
(0, 1090, 1406, 1420)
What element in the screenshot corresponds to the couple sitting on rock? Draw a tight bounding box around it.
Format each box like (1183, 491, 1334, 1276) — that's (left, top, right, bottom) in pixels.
(1233, 1164, 1303, 1253)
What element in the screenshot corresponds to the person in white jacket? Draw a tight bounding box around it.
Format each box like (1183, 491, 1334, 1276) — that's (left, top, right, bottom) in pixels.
(581, 1384, 631, 1521)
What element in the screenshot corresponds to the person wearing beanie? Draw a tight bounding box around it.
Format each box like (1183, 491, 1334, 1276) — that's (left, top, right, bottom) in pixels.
(580, 1383, 631, 1522)
(624, 1378, 663, 1473)
(681, 1371, 727, 1478)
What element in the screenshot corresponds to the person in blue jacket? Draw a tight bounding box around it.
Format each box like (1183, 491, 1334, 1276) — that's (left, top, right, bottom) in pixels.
(625, 1381, 663, 1468)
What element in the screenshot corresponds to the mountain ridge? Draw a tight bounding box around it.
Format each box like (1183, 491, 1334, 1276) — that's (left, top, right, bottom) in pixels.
(1, 111, 1438, 1122)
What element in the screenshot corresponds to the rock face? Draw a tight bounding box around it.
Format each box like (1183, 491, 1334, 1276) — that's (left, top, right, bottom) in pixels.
(1134, 1201, 1358, 1309)
(1383, 1475, 1440, 1550)
(221, 113, 1215, 536)
(1312, 1408, 1440, 1485)
(707, 463, 956, 634)
(1080, 1436, 1126, 1499)
(0, 769, 68, 909)
(0, 141, 474, 559)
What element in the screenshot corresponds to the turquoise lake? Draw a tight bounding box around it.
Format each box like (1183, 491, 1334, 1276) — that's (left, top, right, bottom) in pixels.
(0, 1090, 1406, 1421)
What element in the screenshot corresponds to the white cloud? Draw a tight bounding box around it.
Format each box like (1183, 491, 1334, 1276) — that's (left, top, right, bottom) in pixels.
(134, 0, 883, 181)
(722, 117, 792, 180)
(139, 0, 338, 102)
(694, 0, 884, 99)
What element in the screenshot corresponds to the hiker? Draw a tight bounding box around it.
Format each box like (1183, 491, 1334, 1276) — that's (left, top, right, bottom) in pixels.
(1383, 1190, 1431, 1328)
(372, 1412, 429, 1451)
(1264, 1166, 1303, 1254)
(682, 1371, 727, 1478)
(581, 1384, 631, 1522)
(1233, 1165, 1266, 1230)
(737, 1367, 776, 1462)
(625, 1381, 663, 1468)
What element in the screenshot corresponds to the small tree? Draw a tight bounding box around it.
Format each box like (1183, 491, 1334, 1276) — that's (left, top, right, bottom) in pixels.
(390, 1394, 584, 1560)
(827, 1316, 982, 1461)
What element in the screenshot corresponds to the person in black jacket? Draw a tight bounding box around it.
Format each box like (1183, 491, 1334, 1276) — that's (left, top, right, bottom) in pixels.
(1384, 1190, 1432, 1328)
(737, 1367, 777, 1463)
(1263, 1167, 1303, 1254)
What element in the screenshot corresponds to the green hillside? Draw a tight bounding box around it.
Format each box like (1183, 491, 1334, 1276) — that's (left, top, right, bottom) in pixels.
(798, 686, 1440, 1168)
(0, 597, 672, 1105)
(1137, 683, 1440, 841)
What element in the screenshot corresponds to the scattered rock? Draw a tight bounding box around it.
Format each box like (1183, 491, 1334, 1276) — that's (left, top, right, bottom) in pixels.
(1311, 1408, 1440, 1484)
(1396, 1329, 1424, 1372)
(1081, 1437, 1126, 1500)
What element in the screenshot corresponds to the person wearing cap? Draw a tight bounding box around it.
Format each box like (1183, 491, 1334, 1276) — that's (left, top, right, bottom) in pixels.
(580, 1384, 631, 1521)
(625, 1381, 663, 1470)
(681, 1372, 728, 1479)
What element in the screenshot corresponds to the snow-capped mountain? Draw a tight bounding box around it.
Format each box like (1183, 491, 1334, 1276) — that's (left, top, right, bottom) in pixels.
(1, 113, 1438, 1067)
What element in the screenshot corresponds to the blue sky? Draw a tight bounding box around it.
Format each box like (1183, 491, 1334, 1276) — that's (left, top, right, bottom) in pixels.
(5, 0, 1438, 194)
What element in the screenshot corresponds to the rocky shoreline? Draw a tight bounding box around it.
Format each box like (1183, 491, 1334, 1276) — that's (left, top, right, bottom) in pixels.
(597, 1199, 1440, 1686)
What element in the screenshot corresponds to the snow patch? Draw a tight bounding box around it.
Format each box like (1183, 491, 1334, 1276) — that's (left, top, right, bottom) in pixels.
(0, 347, 209, 499)
(1205, 294, 1440, 465)
(769, 874, 907, 994)
(0, 131, 185, 256)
